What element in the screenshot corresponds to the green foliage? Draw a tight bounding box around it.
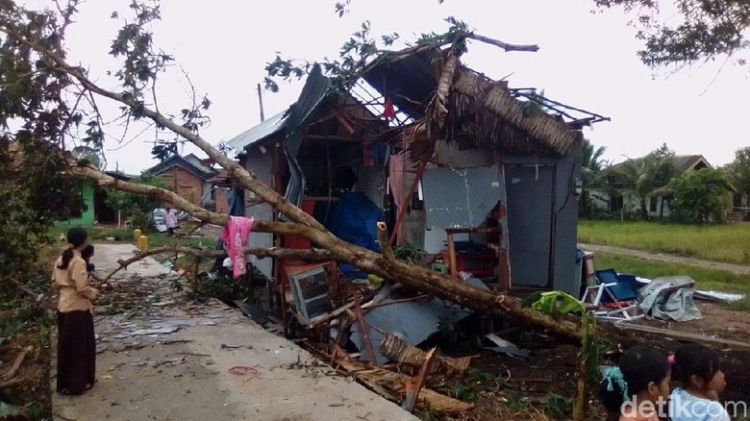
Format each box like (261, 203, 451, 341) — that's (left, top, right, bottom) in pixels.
(579, 139, 608, 183)
(393, 243, 427, 264)
(264, 17, 470, 93)
(594, 0, 750, 67)
(450, 383, 479, 402)
(670, 168, 733, 224)
(0, 142, 84, 282)
(608, 143, 677, 219)
(543, 393, 572, 420)
(0, 268, 54, 346)
(725, 146, 750, 199)
(0, 402, 22, 417)
(109, 0, 171, 96)
(193, 271, 254, 302)
(105, 174, 164, 231)
(573, 311, 607, 419)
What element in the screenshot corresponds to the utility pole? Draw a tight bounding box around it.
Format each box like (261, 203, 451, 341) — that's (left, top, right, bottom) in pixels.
(257, 83, 265, 122)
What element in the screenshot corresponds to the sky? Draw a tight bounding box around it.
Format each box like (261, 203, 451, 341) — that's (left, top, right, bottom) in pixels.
(57, 0, 750, 174)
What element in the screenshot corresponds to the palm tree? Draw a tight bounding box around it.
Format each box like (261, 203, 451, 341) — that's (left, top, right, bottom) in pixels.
(578, 139, 607, 217)
(609, 144, 677, 220)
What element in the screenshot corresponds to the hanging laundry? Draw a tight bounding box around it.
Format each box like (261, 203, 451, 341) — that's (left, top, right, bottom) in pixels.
(220, 216, 255, 279)
(382, 96, 396, 121)
(388, 153, 405, 208)
(362, 141, 375, 167)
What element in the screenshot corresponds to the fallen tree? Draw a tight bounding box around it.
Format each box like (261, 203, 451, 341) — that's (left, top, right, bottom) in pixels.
(0, 1, 582, 341)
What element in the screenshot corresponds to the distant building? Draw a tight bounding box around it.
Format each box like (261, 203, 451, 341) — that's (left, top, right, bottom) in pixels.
(594, 154, 711, 218)
(145, 153, 217, 205)
(58, 171, 133, 226)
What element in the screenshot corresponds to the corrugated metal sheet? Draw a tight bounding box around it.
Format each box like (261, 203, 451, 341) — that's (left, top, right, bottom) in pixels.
(226, 110, 289, 152)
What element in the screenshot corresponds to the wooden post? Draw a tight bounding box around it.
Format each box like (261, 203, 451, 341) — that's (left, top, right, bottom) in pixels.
(402, 347, 438, 412)
(499, 225, 511, 291)
(447, 231, 457, 282)
(352, 301, 378, 366)
(389, 162, 428, 245)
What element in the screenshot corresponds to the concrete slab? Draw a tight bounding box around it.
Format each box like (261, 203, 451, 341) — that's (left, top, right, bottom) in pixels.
(53, 244, 419, 421)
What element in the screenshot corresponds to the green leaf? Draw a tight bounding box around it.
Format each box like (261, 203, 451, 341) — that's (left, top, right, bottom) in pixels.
(0, 401, 22, 417)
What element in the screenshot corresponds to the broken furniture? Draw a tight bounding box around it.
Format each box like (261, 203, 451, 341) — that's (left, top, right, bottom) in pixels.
(581, 269, 644, 322)
(285, 263, 336, 325)
(443, 228, 510, 290)
(421, 165, 511, 290)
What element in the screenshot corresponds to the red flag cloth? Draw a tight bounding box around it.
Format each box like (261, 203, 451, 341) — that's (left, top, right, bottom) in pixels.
(382, 96, 396, 121)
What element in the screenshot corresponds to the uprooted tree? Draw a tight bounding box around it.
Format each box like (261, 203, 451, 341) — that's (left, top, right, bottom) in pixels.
(0, 0, 585, 342)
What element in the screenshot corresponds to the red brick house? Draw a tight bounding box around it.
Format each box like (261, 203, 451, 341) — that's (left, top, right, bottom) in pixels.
(145, 153, 217, 206)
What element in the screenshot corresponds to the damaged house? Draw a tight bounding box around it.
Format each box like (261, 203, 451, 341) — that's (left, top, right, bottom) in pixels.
(226, 49, 607, 330)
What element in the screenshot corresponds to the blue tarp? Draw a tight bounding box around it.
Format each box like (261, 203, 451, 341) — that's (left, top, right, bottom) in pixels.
(327, 192, 383, 278)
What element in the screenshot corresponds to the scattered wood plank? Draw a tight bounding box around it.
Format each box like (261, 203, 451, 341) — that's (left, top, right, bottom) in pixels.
(380, 333, 472, 374)
(402, 347, 437, 412)
(332, 346, 473, 414)
(351, 302, 378, 365)
(613, 323, 750, 349)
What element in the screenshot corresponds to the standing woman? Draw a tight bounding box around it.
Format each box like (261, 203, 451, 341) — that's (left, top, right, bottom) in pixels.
(52, 227, 99, 395)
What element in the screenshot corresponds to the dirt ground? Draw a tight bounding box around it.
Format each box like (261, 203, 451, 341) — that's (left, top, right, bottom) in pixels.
(52, 244, 419, 421)
(44, 243, 750, 421)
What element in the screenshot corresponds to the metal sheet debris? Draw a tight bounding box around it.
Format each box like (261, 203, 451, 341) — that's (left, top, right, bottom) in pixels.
(350, 296, 473, 365)
(130, 325, 180, 336)
(693, 290, 746, 303)
(484, 333, 529, 359)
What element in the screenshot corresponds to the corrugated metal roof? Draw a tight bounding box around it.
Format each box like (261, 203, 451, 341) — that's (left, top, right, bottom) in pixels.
(226, 110, 289, 152)
(183, 153, 215, 175)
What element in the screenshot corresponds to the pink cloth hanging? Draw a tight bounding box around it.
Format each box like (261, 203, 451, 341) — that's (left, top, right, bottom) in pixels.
(220, 216, 255, 279)
(388, 153, 405, 208)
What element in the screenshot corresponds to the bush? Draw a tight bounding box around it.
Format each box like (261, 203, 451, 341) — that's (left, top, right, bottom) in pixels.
(671, 168, 733, 224)
(105, 174, 164, 232)
(129, 210, 153, 232)
(0, 142, 84, 284)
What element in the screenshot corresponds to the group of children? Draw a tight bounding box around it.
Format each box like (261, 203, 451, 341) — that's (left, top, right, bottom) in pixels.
(600, 343, 730, 421)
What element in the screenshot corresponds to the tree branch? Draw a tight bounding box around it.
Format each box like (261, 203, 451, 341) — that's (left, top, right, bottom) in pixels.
(376, 222, 396, 262)
(101, 246, 334, 283)
(466, 33, 539, 52)
(0, 25, 326, 233)
(1, 25, 585, 343)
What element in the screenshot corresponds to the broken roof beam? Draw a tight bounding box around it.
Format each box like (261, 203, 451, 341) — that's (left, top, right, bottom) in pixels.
(510, 89, 611, 126)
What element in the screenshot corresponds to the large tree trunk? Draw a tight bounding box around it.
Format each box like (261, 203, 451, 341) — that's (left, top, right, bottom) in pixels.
(76, 166, 583, 342)
(12, 22, 585, 342)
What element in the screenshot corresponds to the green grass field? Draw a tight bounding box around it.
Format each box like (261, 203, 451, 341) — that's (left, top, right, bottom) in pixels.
(578, 220, 750, 265)
(595, 253, 750, 311)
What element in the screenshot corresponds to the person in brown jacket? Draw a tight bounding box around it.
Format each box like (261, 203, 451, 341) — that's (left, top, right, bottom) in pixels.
(52, 227, 99, 395)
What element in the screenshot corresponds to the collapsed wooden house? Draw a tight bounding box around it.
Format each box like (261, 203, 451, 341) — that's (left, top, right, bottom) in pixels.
(225, 48, 607, 327)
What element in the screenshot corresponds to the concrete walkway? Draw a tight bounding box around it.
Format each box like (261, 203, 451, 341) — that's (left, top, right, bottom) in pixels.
(53, 244, 418, 421)
(580, 243, 750, 275)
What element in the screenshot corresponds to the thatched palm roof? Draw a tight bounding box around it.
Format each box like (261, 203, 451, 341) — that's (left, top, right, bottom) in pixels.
(448, 67, 582, 156)
(363, 50, 604, 157)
